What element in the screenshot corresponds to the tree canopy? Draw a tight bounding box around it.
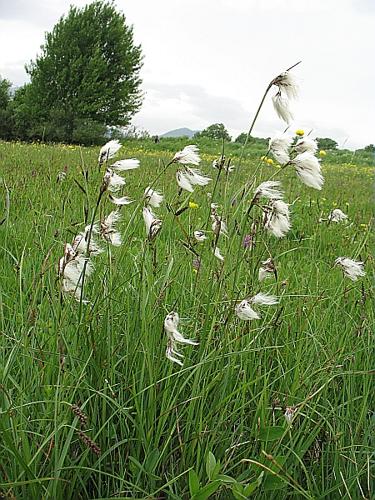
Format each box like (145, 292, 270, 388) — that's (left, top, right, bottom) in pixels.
(316, 137, 338, 150)
(13, 0, 143, 143)
(195, 123, 232, 141)
(0, 76, 14, 140)
(235, 133, 269, 146)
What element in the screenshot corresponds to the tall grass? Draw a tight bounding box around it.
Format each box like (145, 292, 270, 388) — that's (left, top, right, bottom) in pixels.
(0, 139, 373, 499)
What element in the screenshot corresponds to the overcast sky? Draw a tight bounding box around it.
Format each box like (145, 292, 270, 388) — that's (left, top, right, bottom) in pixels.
(1, 0, 374, 149)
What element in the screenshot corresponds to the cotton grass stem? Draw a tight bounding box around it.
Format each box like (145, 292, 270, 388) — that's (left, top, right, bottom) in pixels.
(238, 61, 302, 170)
(78, 189, 105, 319)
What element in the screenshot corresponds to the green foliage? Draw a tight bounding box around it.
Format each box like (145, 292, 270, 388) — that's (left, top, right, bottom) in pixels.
(22, 0, 143, 143)
(363, 144, 375, 153)
(235, 133, 269, 147)
(0, 135, 373, 499)
(316, 137, 338, 150)
(195, 123, 232, 141)
(0, 76, 14, 140)
(0, 76, 12, 109)
(71, 119, 107, 145)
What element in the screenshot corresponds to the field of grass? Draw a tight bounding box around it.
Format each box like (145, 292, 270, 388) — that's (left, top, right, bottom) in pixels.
(0, 138, 373, 499)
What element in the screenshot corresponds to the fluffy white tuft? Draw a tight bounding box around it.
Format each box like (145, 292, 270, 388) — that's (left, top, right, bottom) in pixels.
(176, 170, 194, 192)
(263, 199, 291, 238)
(272, 94, 294, 124)
(328, 209, 348, 223)
(235, 300, 259, 320)
(98, 140, 122, 164)
(335, 257, 365, 281)
(214, 247, 224, 261)
(173, 145, 201, 165)
(111, 159, 140, 171)
(292, 152, 324, 190)
(269, 134, 292, 165)
(254, 181, 284, 200)
(294, 137, 318, 154)
(144, 186, 164, 208)
(251, 293, 279, 306)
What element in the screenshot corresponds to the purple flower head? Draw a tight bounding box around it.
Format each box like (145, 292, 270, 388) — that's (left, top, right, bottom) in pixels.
(243, 234, 252, 249)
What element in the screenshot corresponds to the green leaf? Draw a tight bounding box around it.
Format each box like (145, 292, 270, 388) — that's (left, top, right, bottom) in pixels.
(216, 474, 236, 484)
(258, 426, 285, 441)
(189, 470, 201, 497)
(192, 480, 221, 500)
(212, 460, 221, 480)
(232, 490, 248, 500)
(206, 451, 217, 480)
(243, 472, 264, 496)
(144, 448, 160, 474)
(263, 474, 287, 491)
(128, 455, 159, 480)
(231, 482, 246, 500)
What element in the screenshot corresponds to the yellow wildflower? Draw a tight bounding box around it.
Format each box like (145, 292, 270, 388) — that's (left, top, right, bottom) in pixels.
(189, 201, 199, 209)
(266, 158, 274, 165)
(319, 150, 327, 157)
(295, 129, 304, 136)
(360, 224, 367, 228)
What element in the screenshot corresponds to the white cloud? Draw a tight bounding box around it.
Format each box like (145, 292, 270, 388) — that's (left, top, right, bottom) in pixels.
(0, 0, 373, 148)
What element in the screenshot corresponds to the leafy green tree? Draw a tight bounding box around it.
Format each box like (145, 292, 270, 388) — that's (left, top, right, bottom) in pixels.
(363, 144, 375, 153)
(316, 137, 338, 150)
(0, 76, 14, 140)
(24, 0, 143, 143)
(195, 123, 231, 141)
(235, 133, 268, 146)
(10, 84, 45, 140)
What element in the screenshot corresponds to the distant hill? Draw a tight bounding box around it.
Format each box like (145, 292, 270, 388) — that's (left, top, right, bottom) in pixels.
(161, 128, 199, 138)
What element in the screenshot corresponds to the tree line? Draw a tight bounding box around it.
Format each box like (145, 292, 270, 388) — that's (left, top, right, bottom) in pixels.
(0, 0, 373, 153)
(0, 1, 143, 145)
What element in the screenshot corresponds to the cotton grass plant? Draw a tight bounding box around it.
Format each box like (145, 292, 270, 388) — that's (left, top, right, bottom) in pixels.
(0, 62, 373, 499)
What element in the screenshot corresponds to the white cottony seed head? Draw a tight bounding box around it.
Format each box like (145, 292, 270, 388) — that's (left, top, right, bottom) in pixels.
(109, 194, 133, 206)
(111, 159, 140, 171)
(184, 167, 211, 187)
(285, 407, 296, 425)
(194, 230, 207, 242)
(235, 292, 278, 321)
(254, 181, 284, 201)
(258, 258, 276, 282)
(144, 186, 164, 208)
(176, 170, 194, 192)
(294, 137, 318, 154)
(102, 168, 126, 193)
(328, 209, 348, 223)
(273, 71, 299, 99)
(269, 134, 292, 165)
(291, 152, 324, 190)
(164, 311, 198, 366)
(173, 145, 201, 165)
(335, 257, 365, 281)
(98, 140, 122, 165)
(263, 199, 291, 238)
(214, 247, 224, 261)
(251, 292, 279, 306)
(100, 211, 122, 247)
(272, 93, 294, 124)
(143, 206, 162, 240)
(235, 299, 260, 320)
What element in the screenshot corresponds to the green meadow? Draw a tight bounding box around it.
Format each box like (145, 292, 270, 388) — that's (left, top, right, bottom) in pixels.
(0, 139, 373, 499)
